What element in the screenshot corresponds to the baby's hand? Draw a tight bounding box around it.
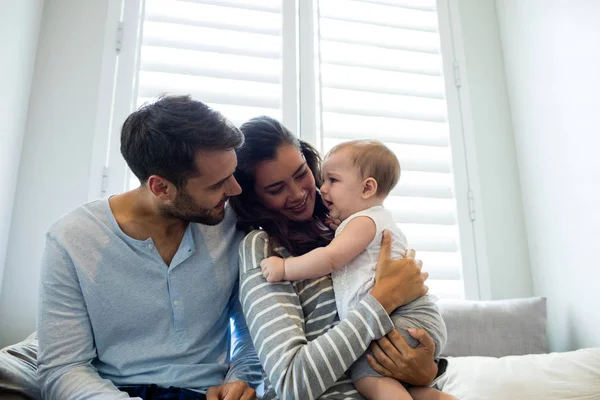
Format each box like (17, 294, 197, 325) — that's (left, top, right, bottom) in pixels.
(260, 256, 285, 283)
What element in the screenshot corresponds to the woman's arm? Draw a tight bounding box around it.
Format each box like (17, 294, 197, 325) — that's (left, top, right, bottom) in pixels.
(239, 230, 394, 400)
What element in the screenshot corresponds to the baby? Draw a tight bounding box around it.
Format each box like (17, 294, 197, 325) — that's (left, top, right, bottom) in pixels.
(260, 140, 453, 400)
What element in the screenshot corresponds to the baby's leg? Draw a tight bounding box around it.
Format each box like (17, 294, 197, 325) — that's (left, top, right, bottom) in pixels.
(390, 295, 448, 358)
(355, 376, 412, 400)
(409, 386, 457, 400)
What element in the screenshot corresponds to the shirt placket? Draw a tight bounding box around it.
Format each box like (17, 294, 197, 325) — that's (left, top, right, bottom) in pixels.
(165, 228, 195, 335)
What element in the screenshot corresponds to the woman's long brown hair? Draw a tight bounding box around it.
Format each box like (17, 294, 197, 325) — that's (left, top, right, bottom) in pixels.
(230, 116, 332, 256)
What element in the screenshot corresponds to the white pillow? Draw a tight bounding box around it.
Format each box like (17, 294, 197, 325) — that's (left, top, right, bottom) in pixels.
(437, 348, 600, 400)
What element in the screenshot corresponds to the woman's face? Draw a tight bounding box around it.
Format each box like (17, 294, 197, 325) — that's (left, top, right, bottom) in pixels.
(253, 144, 317, 222)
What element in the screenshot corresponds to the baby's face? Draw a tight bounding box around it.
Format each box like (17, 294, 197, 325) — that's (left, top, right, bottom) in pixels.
(320, 150, 366, 221)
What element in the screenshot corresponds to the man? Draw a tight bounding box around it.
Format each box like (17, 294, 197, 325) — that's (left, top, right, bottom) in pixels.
(37, 95, 261, 399)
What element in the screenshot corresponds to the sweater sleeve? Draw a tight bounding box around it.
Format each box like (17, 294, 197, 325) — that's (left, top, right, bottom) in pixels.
(37, 234, 139, 400)
(238, 230, 394, 400)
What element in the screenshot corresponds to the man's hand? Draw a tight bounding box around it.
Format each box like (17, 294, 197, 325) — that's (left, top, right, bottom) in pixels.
(370, 230, 428, 313)
(260, 256, 285, 282)
(366, 328, 438, 386)
(206, 381, 257, 400)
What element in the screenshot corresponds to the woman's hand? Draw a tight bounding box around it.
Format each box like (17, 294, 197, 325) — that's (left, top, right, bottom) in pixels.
(370, 230, 428, 313)
(325, 216, 342, 231)
(366, 328, 438, 386)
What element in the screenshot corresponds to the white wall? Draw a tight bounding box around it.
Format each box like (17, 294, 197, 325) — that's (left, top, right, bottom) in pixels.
(455, 0, 534, 300)
(496, 0, 600, 351)
(0, 0, 111, 347)
(0, 0, 43, 293)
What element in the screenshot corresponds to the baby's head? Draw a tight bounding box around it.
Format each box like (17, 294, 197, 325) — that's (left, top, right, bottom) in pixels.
(320, 139, 400, 221)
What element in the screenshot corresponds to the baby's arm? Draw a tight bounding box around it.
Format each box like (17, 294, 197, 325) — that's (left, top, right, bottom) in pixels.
(261, 216, 376, 282)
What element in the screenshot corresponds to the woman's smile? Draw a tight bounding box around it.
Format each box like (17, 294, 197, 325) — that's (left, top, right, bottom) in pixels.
(287, 194, 309, 213)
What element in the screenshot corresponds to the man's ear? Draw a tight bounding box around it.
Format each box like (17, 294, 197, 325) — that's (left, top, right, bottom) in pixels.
(147, 175, 176, 201)
(362, 177, 378, 200)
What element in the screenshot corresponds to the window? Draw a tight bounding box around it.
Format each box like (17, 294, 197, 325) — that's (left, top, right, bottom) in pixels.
(313, 0, 464, 299)
(105, 0, 478, 300)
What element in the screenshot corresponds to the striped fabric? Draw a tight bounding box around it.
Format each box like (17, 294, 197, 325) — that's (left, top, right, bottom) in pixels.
(238, 230, 394, 400)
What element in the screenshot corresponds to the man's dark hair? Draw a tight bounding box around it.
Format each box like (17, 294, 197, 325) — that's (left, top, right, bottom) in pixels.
(120, 95, 243, 188)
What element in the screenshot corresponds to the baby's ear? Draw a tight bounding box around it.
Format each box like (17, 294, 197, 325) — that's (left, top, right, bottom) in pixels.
(362, 177, 378, 199)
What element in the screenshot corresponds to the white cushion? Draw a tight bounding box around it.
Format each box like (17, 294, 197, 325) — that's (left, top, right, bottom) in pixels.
(437, 348, 600, 400)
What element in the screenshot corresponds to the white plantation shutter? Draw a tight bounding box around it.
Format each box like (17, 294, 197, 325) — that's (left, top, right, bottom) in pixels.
(112, 0, 473, 299)
(136, 0, 284, 125)
(127, 0, 285, 189)
(314, 0, 465, 299)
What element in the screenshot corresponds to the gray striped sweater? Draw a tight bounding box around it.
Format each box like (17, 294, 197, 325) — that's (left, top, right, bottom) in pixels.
(238, 230, 395, 400)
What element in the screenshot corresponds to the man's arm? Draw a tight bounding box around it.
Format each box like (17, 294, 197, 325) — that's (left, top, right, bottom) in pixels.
(37, 234, 138, 400)
(223, 275, 263, 388)
(283, 216, 376, 280)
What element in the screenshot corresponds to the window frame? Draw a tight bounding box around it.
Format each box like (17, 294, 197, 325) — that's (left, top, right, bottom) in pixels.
(91, 0, 488, 300)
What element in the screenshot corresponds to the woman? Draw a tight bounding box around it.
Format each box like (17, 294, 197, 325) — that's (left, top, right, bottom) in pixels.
(230, 116, 445, 399)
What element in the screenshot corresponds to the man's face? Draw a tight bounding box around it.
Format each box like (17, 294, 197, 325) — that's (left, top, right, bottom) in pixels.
(160, 150, 242, 225)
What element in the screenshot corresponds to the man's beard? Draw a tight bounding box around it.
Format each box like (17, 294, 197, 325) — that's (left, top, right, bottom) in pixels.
(161, 190, 226, 226)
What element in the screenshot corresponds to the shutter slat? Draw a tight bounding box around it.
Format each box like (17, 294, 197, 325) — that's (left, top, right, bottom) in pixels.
(400, 223, 460, 253)
(138, 71, 280, 109)
(177, 0, 282, 13)
(428, 280, 465, 300)
(386, 197, 457, 226)
(393, 183, 452, 200)
(324, 129, 448, 147)
(401, 231, 458, 253)
(323, 105, 444, 123)
(141, 47, 280, 84)
(322, 88, 447, 123)
(393, 172, 454, 199)
(321, 64, 445, 100)
(319, 0, 438, 33)
(145, 1, 281, 35)
(355, 0, 437, 12)
(398, 156, 451, 174)
(143, 22, 281, 58)
(321, 42, 442, 76)
(324, 139, 452, 173)
(322, 113, 449, 147)
(419, 251, 462, 280)
(323, 88, 447, 117)
(137, 97, 280, 126)
(320, 19, 440, 54)
(205, 103, 281, 127)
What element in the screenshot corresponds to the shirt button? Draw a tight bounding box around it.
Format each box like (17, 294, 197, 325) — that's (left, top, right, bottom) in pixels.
(173, 300, 180, 307)
(148, 244, 154, 250)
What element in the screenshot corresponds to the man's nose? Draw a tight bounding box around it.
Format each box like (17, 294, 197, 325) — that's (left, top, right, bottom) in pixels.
(226, 176, 242, 196)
